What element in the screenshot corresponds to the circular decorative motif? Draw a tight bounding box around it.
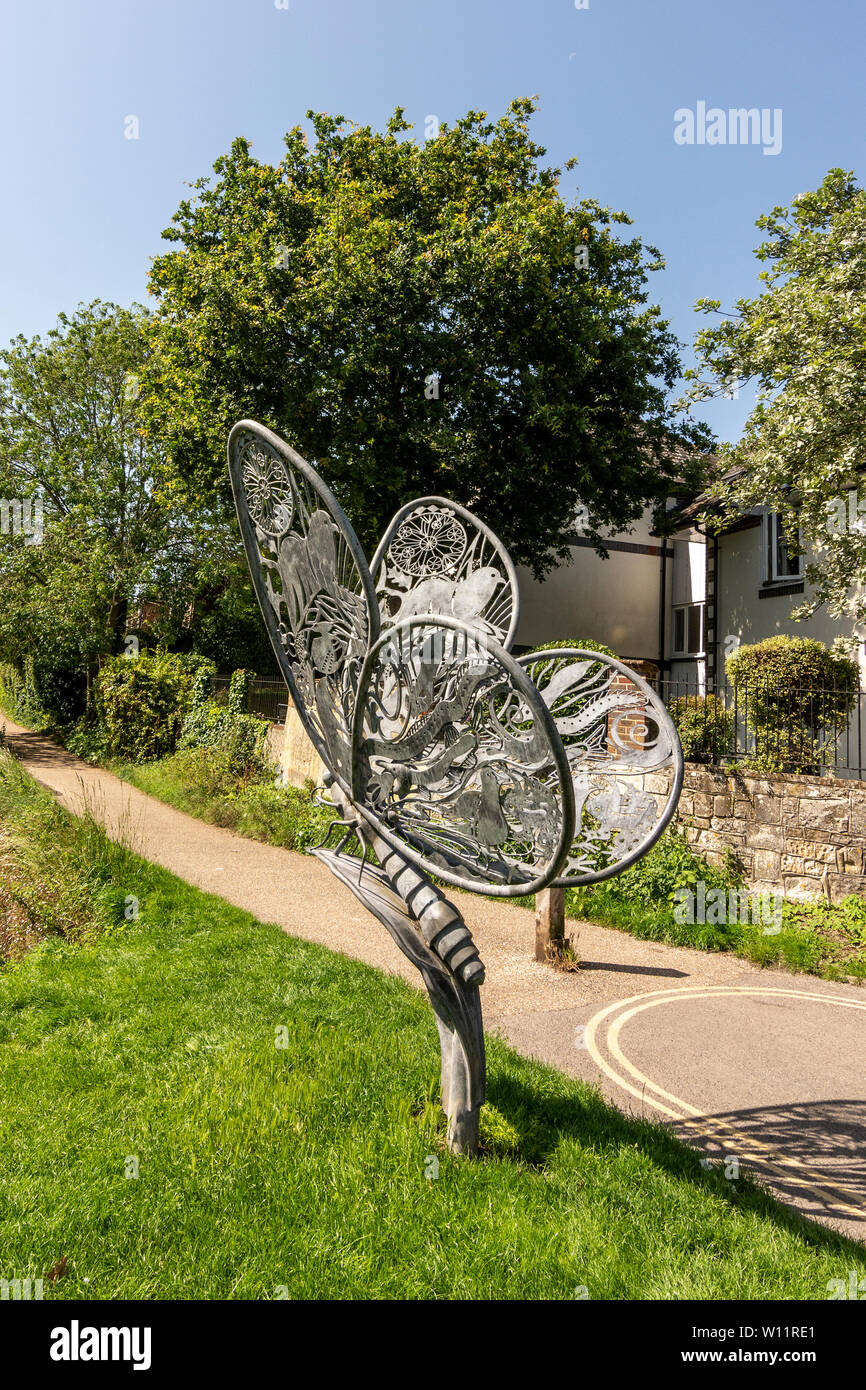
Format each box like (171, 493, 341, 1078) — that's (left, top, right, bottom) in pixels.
(241, 445, 295, 535)
(390, 507, 467, 577)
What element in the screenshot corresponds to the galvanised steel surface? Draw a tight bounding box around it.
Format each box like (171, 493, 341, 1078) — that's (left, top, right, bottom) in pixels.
(351, 615, 575, 898)
(228, 421, 379, 796)
(228, 419, 684, 1153)
(370, 495, 521, 650)
(517, 648, 683, 886)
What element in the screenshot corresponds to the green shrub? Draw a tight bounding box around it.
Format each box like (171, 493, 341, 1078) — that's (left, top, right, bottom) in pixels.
(229, 780, 333, 849)
(64, 719, 111, 765)
(590, 826, 742, 910)
(668, 693, 735, 763)
(533, 637, 618, 659)
(179, 668, 269, 777)
(0, 632, 88, 726)
(733, 753, 787, 774)
(726, 636, 858, 770)
(95, 649, 199, 763)
(189, 664, 213, 711)
(117, 747, 333, 850)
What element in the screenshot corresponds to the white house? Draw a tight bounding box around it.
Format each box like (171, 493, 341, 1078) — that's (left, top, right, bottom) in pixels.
(674, 495, 866, 689)
(513, 501, 708, 687)
(513, 490, 866, 777)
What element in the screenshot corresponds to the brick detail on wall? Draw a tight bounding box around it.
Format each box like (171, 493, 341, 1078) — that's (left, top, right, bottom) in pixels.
(607, 663, 658, 754)
(676, 766, 866, 903)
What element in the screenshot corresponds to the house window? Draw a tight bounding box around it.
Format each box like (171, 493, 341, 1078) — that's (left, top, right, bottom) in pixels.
(764, 512, 802, 583)
(673, 602, 704, 656)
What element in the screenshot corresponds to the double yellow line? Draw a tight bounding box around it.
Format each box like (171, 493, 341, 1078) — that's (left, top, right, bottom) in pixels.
(584, 984, 866, 1221)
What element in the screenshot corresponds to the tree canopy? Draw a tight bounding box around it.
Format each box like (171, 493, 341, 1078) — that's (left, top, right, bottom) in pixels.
(147, 98, 711, 575)
(0, 301, 273, 718)
(686, 169, 866, 622)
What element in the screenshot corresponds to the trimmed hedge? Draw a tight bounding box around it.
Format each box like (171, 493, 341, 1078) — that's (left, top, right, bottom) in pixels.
(533, 637, 618, 659)
(726, 636, 858, 768)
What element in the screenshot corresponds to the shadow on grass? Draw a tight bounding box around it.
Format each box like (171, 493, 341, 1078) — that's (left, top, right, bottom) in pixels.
(485, 1062, 866, 1261)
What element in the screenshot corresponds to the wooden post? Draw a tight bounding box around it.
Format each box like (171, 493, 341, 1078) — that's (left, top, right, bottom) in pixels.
(535, 885, 565, 962)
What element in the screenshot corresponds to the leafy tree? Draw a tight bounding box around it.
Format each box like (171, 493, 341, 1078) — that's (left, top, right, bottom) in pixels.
(0, 301, 273, 717)
(686, 169, 866, 620)
(147, 99, 711, 574)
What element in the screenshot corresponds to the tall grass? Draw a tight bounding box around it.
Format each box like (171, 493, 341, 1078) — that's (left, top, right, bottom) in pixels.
(114, 745, 334, 851)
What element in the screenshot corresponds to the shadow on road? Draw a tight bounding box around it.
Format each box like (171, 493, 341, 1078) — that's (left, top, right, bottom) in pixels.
(579, 960, 688, 978)
(678, 1098, 866, 1231)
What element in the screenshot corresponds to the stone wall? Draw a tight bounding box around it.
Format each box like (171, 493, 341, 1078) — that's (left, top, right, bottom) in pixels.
(269, 697, 865, 906)
(278, 705, 326, 787)
(677, 765, 866, 903)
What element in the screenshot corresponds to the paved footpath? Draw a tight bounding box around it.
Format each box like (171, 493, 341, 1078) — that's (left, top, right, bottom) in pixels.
(4, 717, 866, 1245)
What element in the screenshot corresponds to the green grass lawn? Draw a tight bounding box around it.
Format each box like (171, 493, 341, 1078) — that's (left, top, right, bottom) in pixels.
(0, 752, 864, 1299)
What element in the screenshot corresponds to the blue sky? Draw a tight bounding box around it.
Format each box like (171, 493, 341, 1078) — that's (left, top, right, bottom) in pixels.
(1, 0, 862, 444)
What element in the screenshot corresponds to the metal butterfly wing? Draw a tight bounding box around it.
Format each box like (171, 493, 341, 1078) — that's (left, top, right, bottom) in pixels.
(228, 421, 378, 793)
(229, 423, 576, 903)
(517, 648, 683, 886)
(228, 421, 684, 1154)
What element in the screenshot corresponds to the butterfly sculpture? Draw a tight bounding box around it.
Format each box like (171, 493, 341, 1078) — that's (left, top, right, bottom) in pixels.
(229, 420, 684, 1153)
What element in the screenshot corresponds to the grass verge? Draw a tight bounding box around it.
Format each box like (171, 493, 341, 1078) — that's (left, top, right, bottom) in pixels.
(111, 745, 333, 851)
(117, 746, 866, 981)
(0, 751, 864, 1297)
(561, 880, 866, 984)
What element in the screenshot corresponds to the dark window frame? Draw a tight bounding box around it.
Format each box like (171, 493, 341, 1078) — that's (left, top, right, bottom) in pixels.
(672, 601, 705, 657)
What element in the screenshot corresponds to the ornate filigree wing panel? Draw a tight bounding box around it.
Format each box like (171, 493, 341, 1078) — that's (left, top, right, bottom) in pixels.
(517, 648, 684, 886)
(369, 497, 520, 651)
(350, 616, 575, 897)
(228, 420, 379, 793)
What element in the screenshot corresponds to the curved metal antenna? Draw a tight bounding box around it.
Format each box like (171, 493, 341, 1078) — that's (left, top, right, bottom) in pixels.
(370, 496, 520, 652)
